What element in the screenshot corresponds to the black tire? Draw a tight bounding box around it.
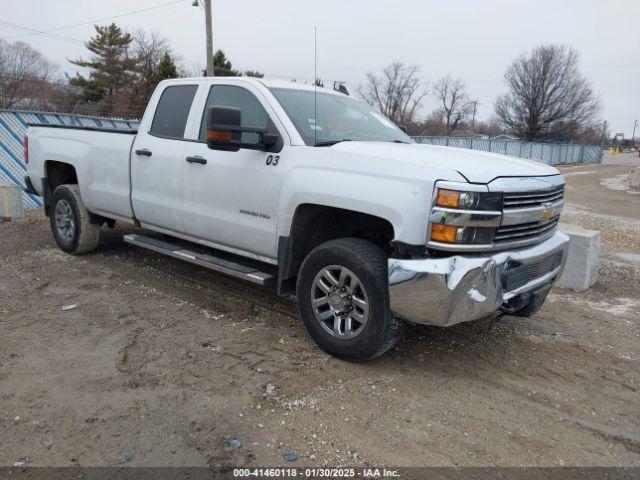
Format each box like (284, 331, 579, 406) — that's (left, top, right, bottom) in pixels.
(296, 238, 403, 362)
(50, 184, 100, 254)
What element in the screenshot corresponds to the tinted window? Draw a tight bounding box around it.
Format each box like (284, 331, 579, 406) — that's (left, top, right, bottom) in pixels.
(150, 85, 198, 138)
(199, 85, 270, 144)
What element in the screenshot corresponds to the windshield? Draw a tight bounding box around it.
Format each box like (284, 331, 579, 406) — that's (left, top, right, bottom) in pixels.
(269, 87, 412, 146)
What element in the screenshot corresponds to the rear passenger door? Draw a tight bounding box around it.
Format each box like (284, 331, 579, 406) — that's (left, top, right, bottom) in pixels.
(131, 83, 198, 233)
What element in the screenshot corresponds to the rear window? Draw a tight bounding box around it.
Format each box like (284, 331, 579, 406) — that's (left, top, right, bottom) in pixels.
(150, 85, 198, 139)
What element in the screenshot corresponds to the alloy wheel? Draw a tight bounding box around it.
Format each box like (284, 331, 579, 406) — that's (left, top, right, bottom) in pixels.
(310, 265, 370, 339)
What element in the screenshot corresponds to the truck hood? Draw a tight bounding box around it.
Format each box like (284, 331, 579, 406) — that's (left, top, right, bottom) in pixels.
(330, 142, 559, 184)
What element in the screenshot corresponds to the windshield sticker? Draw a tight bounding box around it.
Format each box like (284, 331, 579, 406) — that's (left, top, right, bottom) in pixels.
(307, 118, 323, 131)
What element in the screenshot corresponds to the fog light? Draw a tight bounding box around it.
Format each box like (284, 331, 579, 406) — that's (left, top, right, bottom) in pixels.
(430, 225, 496, 245)
(431, 224, 457, 243)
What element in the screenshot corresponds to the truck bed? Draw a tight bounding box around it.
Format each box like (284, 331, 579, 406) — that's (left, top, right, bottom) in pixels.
(27, 124, 138, 222)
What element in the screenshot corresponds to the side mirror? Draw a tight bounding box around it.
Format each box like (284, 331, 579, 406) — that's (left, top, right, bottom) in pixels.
(206, 106, 280, 152)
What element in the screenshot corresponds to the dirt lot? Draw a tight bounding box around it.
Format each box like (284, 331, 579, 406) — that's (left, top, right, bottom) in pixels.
(1, 154, 640, 468)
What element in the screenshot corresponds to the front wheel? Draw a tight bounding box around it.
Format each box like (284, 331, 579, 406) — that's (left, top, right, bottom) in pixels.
(50, 184, 101, 254)
(296, 238, 403, 362)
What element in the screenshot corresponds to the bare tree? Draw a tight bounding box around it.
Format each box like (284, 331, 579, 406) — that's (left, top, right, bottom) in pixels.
(0, 40, 56, 109)
(179, 62, 205, 78)
(133, 31, 172, 81)
(495, 44, 600, 141)
(475, 117, 506, 138)
(359, 62, 428, 125)
(433, 75, 474, 134)
(129, 30, 179, 114)
(19, 78, 79, 113)
(411, 110, 447, 136)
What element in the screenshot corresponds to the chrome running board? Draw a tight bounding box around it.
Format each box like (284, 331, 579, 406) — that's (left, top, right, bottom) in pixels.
(123, 233, 274, 286)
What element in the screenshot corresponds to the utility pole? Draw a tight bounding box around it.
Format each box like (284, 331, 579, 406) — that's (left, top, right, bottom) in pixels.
(470, 101, 479, 129)
(600, 120, 608, 146)
(204, 0, 214, 76)
(632, 119, 638, 144)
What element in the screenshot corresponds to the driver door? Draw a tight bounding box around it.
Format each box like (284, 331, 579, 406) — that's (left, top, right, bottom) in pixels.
(182, 84, 285, 260)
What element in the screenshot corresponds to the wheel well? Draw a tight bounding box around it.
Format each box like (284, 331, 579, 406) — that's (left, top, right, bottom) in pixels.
(277, 204, 395, 296)
(43, 161, 78, 216)
(46, 161, 78, 190)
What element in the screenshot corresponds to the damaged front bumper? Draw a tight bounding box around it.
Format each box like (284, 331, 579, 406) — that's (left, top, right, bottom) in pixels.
(388, 231, 570, 327)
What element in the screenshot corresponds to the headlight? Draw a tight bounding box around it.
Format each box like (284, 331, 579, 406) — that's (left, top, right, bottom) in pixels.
(435, 188, 502, 211)
(429, 186, 503, 247)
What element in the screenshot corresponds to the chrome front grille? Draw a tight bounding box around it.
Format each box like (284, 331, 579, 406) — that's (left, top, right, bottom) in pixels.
(494, 215, 560, 244)
(502, 186, 564, 208)
(495, 182, 565, 248)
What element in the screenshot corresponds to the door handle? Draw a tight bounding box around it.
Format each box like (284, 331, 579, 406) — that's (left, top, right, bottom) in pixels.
(135, 148, 152, 157)
(186, 156, 207, 165)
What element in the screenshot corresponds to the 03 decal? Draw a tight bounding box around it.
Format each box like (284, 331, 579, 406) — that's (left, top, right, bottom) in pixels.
(265, 155, 280, 166)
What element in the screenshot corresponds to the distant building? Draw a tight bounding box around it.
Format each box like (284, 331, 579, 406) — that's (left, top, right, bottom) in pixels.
(450, 129, 488, 139)
(491, 133, 519, 141)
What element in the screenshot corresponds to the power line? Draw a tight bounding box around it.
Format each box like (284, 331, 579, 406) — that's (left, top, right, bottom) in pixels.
(0, 21, 85, 44)
(0, 0, 187, 42)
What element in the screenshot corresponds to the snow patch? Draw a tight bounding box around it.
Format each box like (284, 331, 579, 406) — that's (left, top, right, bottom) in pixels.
(599, 174, 640, 194)
(562, 169, 600, 177)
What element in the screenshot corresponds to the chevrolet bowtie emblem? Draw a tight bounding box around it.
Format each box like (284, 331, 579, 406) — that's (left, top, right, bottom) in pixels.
(541, 203, 554, 221)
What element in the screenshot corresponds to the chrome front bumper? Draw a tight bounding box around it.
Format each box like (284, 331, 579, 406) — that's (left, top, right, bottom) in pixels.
(388, 231, 570, 327)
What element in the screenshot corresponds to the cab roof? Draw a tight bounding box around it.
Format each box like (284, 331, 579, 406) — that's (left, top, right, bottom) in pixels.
(169, 76, 347, 97)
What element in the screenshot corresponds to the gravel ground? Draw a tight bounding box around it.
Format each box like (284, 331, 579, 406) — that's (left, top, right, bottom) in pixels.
(1, 154, 639, 468)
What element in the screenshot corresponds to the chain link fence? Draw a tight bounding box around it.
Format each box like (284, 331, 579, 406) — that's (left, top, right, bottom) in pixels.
(411, 136, 603, 165)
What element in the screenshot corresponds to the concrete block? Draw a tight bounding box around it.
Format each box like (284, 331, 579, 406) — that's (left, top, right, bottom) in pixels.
(557, 223, 600, 291)
(0, 184, 24, 219)
(630, 167, 640, 188)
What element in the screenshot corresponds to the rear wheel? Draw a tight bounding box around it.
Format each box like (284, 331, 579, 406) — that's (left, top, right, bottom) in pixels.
(50, 184, 100, 254)
(296, 238, 403, 361)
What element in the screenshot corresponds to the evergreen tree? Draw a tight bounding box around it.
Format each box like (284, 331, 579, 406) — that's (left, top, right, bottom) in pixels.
(212, 50, 239, 76)
(157, 52, 178, 81)
(244, 70, 264, 78)
(69, 23, 136, 102)
(66, 74, 104, 103)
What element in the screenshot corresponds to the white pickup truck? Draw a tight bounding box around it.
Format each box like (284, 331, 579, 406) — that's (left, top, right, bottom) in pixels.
(24, 77, 569, 361)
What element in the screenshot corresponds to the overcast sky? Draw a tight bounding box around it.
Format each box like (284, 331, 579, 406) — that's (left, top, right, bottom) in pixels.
(2, 0, 638, 136)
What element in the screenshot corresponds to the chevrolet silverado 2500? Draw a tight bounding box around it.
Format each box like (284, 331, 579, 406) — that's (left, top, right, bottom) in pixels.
(24, 77, 570, 361)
